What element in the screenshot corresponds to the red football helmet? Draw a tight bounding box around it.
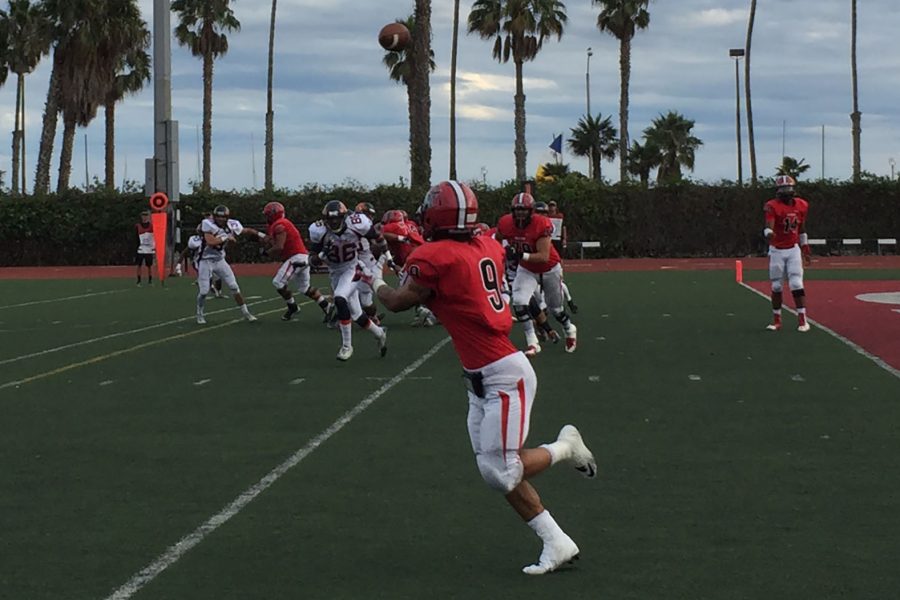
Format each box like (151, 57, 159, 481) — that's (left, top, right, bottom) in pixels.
(263, 201, 285, 224)
(419, 181, 479, 240)
(381, 209, 404, 225)
(775, 175, 796, 199)
(511, 192, 535, 227)
(473, 222, 491, 236)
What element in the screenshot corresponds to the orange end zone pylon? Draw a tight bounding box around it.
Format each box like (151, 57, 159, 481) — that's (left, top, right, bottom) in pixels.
(735, 259, 743, 283)
(149, 193, 170, 284)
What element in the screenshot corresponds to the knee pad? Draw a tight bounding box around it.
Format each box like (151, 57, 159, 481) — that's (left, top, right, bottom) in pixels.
(552, 309, 571, 325)
(527, 296, 543, 319)
(791, 288, 806, 299)
(788, 274, 804, 291)
(512, 304, 531, 322)
(475, 454, 522, 494)
(334, 296, 351, 321)
(771, 279, 784, 293)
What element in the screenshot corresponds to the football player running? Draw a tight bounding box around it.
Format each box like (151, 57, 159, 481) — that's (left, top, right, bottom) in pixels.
(356, 181, 597, 575)
(764, 175, 812, 332)
(380, 209, 437, 327)
(496, 193, 577, 355)
(195, 205, 264, 324)
(309, 200, 387, 361)
(534, 201, 577, 314)
(262, 201, 332, 321)
(353, 202, 388, 325)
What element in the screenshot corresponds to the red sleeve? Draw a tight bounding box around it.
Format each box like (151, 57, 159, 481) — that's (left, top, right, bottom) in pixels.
(405, 250, 440, 291)
(533, 215, 553, 239)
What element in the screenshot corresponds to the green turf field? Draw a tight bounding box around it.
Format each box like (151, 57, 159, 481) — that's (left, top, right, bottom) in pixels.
(1, 269, 899, 599)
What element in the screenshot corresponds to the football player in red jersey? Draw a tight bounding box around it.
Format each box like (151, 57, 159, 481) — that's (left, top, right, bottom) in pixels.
(357, 181, 597, 575)
(763, 175, 811, 332)
(535, 201, 577, 314)
(496, 193, 577, 355)
(262, 202, 332, 321)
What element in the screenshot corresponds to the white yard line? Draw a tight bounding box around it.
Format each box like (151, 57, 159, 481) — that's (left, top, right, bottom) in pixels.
(739, 281, 900, 380)
(0, 298, 278, 367)
(104, 336, 451, 600)
(0, 289, 129, 310)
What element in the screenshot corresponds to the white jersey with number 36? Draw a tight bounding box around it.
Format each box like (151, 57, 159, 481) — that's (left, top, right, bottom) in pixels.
(308, 213, 373, 273)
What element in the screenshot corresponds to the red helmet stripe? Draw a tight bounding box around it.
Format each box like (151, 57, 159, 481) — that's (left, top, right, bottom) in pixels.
(448, 180, 467, 229)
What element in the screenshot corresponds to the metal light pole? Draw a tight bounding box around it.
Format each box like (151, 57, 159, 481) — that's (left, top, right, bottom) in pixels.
(729, 48, 745, 185)
(586, 47, 593, 179)
(890, 157, 896, 181)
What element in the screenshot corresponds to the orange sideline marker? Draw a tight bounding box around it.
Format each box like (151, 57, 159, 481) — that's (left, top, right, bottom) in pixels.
(735, 259, 743, 283)
(149, 193, 170, 283)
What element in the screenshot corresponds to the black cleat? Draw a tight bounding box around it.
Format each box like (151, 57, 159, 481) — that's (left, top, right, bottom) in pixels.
(282, 303, 299, 321)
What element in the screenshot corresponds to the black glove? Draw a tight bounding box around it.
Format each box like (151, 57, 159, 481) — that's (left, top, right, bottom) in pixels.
(505, 245, 521, 262)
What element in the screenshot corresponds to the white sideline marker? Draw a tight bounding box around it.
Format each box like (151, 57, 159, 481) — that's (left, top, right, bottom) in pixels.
(103, 336, 452, 600)
(289, 378, 305, 385)
(739, 282, 900, 381)
(99, 380, 114, 387)
(193, 379, 211, 387)
(588, 375, 600, 382)
(688, 374, 702, 381)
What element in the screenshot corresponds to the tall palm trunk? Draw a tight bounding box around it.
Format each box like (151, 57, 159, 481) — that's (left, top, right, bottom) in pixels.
(35, 52, 61, 195)
(202, 48, 213, 192)
(20, 76, 27, 195)
(850, 0, 861, 182)
(12, 74, 24, 194)
(105, 100, 116, 189)
(513, 58, 527, 182)
(56, 112, 76, 193)
(593, 145, 602, 182)
(409, 0, 432, 191)
(264, 0, 276, 193)
(618, 37, 631, 183)
(745, 0, 758, 184)
(449, 0, 460, 180)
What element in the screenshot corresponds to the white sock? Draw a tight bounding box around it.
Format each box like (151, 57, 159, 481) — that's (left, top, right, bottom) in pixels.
(240, 303, 251, 316)
(562, 282, 572, 302)
(366, 320, 384, 338)
(339, 321, 352, 347)
(197, 294, 206, 313)
(286, 297, 296, 306)
(522, 320, 537, 345)
(540, 440, 572, 465)
(526, 510, 566, 543)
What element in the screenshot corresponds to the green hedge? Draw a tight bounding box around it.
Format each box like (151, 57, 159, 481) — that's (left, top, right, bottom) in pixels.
(1, 181, 898, 265)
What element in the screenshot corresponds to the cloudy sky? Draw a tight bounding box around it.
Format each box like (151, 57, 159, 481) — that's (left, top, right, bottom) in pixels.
(1, 0, 899, 193)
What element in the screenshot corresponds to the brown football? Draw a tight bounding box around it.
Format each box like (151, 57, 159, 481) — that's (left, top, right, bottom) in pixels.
(379, 22, 411, 51)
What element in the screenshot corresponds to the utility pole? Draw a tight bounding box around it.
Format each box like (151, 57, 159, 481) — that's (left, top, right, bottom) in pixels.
(729, 48, 745, 185)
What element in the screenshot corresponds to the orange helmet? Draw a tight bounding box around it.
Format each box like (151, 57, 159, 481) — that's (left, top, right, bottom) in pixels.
(263, 201, 285, 223)
(419, 181, 479, 240)
(775, 175, 796, 199)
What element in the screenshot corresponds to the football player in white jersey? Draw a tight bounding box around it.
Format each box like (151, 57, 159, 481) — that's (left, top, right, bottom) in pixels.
(309, 200, 388, 361)
(195, 205, 265, 324)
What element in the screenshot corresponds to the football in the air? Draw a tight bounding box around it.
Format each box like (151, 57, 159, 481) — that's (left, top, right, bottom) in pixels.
(379, 22, 411, 51)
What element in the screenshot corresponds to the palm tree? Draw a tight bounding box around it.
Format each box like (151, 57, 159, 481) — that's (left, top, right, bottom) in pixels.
(468, 0, 567, 182)
(850, 0, 861, 182)
(409, 0, 432, 191)
(776, 156, 811, 180)
(592, 0, 650, 183)
(383, 15, 436, 190)
(103, 5, 150, 190)
(643, 111, 702, 183)
(172, 0, 241, 193)
(744, 0, 758, 185)
(264, 0, 276, 193)
(53, 0, 137, 192)
(2, 0, 51, 195)
(449, 0, 460, 180)
(537, 161, 570, 181)
(626, 139, 660, 187)
(567, 112, 617, 181)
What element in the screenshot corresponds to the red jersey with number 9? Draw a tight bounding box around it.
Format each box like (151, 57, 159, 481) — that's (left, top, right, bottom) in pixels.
(496, 213, 560, 273)
(267, 217, 308, 260)
(764, 197, 809, 249)
(405, 235, 516, 370)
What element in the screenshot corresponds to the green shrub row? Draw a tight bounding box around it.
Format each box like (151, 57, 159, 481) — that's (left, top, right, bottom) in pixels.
(1, 181, 898, 265)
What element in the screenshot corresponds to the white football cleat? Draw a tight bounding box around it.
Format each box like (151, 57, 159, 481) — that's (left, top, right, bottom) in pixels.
(797, 322, 811, 332)
(376, 329, 388, 357)
(522, 535, 580, 575)
(196, 313, 207, 325)
(524, 343, 541, 358)
(564, 323, 577, 353)
(558, 424, 597, 478)
(336, 345, 354, 361)
(244, 312, 258, 322)
(765, 323, 782, 331)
